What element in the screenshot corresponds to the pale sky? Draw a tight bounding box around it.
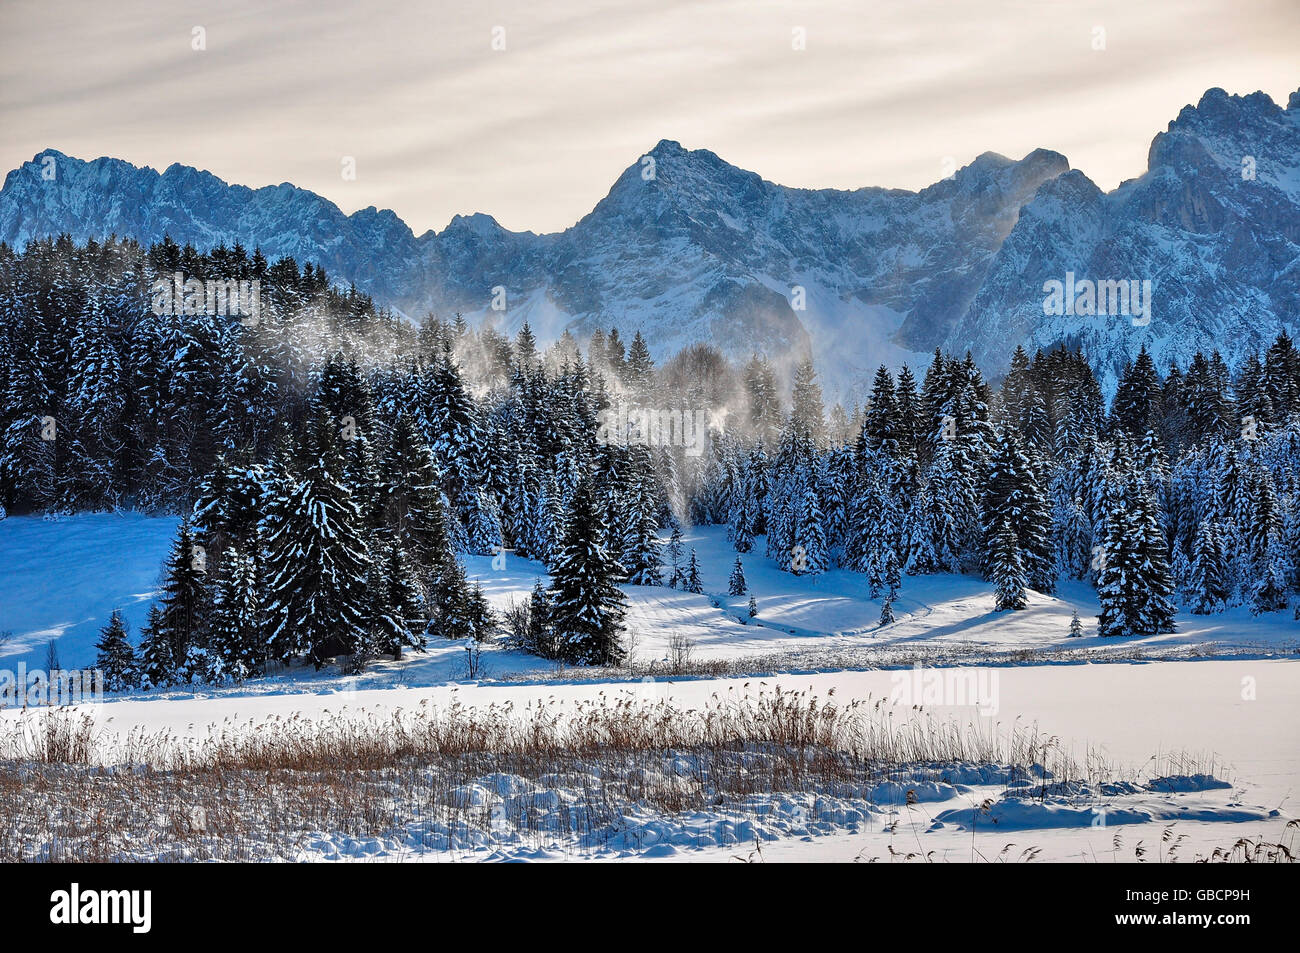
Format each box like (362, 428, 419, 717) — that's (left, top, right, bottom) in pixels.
(1, 0, 1297, 235)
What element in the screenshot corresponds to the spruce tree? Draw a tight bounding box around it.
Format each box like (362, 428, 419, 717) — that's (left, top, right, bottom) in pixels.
(191, 458, 267, 577)
(748, 593, 758, 618)
(95, 610, 137, 693)
(1188, 521, 1228, 614)
(207, 548, 262, 681)
(527, 579, 555, 657)
(624, 331, 654, 401)
(425, 350, 482, 515)
(790, 358, 825, 445)
(263, 456, 371, 667)
(465, 489, 504, 556)
(883, 547, 902, 599)
(728, 556, 747, 596)
(377, 414, 455, 577)
(619, 468, 663, 586)
(514, 321, 538, 368)
(982, 430, 1054, 593)
(156, 522, 209, 674)
(990, 519, 1028, 611)
(683, 548, 704, 594)
(862, 365, 900, 458)
(547, 479, 627, 666)
(1251, 544, 1290, 615)
(1096, 475, 1177, 637)
(744, 354, 781, 444)
(138, 605, 175, 690)
(666, 521, 684, 589)
(433, 556, 475, 640)
(895, 365, 921, 456)
(867, 550, 884, 599)
(732, 498, 754, 554)
(1114, 346, 1163, 438)
(903, 484, 940, 574)
(1068, 609, 1084, 637)
(465, 581, 498, 643)
(795, 484, 828, 575)
(362, 542, 428, 662)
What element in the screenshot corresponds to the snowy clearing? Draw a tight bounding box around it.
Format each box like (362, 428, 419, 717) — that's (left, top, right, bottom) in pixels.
(1, 513, 1296, 862)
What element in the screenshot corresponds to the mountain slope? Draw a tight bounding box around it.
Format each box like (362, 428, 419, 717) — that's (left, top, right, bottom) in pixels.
(949, 87, 1300, 384)
(2, 85, 1297, 397)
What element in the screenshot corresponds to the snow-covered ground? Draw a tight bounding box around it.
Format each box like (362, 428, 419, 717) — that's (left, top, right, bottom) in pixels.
(0, 513, 1296, 862)
(4, 659, 1292, 862)
(0, 513, 178, 666)
(3, 514, 1295, 679)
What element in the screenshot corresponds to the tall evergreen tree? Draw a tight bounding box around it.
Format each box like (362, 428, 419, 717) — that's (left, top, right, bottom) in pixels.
(794, 484, 829, 575)
(156, 523, 209, 676)
(790, 358, 825, 445)
(138, 605, 175, 690)
(526, 578, 555, 658)
(728, 556, 747, 596)
(989, 519, 1028, 611)
(624, 331, 654, 401)
(683, 548, 704, 594)
(207, 547, 263, 681)
(94, 609, 137, 692)
(666, 520, 684, 589)
(982, 430, 1055, 593)
(263, 456, 371, 667)
(547, 479, 627, 666)
(862, 365, 900, 458)
(1114, 346, 1163, 438)
(361, 542, 428, 662)
(1096, 474, 1177, 637)
(743, 354, 781, 444)
(1187, 521, 1229, 614)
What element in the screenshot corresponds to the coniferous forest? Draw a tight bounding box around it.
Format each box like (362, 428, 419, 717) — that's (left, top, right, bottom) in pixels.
(2, 236, 1299, 688)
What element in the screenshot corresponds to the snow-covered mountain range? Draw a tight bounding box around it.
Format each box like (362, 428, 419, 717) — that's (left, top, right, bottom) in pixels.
(2, 86, 1297, 400)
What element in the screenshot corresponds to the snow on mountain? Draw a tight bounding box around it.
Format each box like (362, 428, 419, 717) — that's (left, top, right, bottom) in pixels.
(2, 85, 1297, 397)
(949, 87, 1300, 386)
(0, 150, 432, 306)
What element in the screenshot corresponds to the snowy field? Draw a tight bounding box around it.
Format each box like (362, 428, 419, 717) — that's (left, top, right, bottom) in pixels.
(1, 513, 1297, 862)
(3, 514, 1295, 680)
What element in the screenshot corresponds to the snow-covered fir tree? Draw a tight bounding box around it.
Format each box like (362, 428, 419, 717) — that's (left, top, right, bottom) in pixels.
(1251, 540, 1290, 615)
(154, 523, 209, 682)
(682, 548, 704, 594)
(989, 519, 1028, 611)
(793, 484, 829, 575)
(982, 429, 1054, 593)
(137, 605, 174, 690)
(1096, 473, 1177, 637)
(666, 521, 684, 589)
(263, 448, 371, 667)
(524, 579, 556, 658)
(1187, 520, 1229, 613)
(207, 548, 263, 681)
(95, 609, 137, 692)
(728, 556, 747, 596)
(547, 479, 627, 666)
